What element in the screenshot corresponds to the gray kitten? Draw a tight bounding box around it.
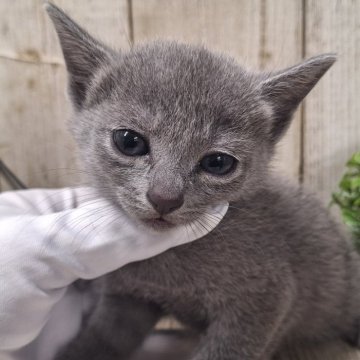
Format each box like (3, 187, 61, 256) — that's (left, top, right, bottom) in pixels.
(46, 3, 360, 360)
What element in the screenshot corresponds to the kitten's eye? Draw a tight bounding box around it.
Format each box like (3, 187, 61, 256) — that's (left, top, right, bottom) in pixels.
(200, 153, 236, 175)
(113, 129, 149, 156)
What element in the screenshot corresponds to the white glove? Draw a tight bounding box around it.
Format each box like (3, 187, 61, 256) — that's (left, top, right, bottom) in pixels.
(0, 187, 228, 360)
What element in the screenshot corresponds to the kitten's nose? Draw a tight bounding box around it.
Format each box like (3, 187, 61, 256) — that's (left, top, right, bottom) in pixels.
(146, 189, 184, 215)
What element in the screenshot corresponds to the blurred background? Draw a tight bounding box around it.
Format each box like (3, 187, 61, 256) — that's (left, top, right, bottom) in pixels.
(0, 0, 359, 205)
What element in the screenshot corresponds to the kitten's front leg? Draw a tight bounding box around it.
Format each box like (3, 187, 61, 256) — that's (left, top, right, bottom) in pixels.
(190, 285, 294, 360)
(54, 294, 162, 360)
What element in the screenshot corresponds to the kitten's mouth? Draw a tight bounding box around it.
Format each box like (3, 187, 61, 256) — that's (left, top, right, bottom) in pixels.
(141, 217, 175, 230)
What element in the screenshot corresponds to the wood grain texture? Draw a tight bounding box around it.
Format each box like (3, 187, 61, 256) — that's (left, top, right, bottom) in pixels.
(0, 59, 78, 190)
(259, 0, 304, 179)
(0, 0, 131, 189)
(131, 0, 303, 179)
(303, 0, 360, 203)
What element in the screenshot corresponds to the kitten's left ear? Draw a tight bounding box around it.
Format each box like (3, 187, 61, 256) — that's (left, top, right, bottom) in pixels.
(45, 2, 116, 110)
(260, 54, 336, 142)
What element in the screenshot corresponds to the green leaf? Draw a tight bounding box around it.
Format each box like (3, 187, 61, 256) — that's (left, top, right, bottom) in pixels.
(332, 152, 360, 247)
(347, 153, 360, 167)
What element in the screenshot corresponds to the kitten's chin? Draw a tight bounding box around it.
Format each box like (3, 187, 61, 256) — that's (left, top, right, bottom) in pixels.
(115, 203, 177, 232)
(141, 217, 176, 231)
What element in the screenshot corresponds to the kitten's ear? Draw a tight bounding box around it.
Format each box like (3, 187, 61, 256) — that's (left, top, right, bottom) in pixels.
(45, 2, 115, 109)
(260, 54, 336, 142)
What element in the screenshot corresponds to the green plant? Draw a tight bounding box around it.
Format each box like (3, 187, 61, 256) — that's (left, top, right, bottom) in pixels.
(332, 152, 360, 250)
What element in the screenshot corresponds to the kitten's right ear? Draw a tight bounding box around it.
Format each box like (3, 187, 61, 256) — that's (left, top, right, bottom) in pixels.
(45, 2, 115, 109)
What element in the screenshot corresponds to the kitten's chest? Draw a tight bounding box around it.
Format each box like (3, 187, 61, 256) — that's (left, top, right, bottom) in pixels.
(105, 237, 227, 302)
(108, 254, 200, 300)
(103, 225, 278, 328)
(107, 249, 213, 328)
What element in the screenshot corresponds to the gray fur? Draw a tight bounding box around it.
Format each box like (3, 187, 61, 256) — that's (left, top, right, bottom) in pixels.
(46, 3, 360, 360)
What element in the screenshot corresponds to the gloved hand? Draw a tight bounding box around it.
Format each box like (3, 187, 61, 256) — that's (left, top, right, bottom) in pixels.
(0, 187, 228, 360)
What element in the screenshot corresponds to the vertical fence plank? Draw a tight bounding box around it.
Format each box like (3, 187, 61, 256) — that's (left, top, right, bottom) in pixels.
(132, 0, 263, 65)
(303, 0, 360, 203)
(131, 0, 303, 180)
(0, 0, 131, 189)
(0, 60, 76, 190)
(260, 0, 303, 179)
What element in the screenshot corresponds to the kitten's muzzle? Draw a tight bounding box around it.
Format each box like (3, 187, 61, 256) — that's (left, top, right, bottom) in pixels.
(146, 188, 184, 216)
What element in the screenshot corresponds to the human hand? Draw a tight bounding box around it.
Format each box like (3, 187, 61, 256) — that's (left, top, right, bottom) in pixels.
(0, 187, 228, 359)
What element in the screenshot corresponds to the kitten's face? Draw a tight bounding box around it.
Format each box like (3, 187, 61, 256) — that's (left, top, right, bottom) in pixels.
(74, 44, 271, 229)
(46, 3, 335, 230)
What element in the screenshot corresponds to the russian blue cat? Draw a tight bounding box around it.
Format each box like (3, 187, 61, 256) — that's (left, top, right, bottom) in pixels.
(46, 3, 360, 360)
